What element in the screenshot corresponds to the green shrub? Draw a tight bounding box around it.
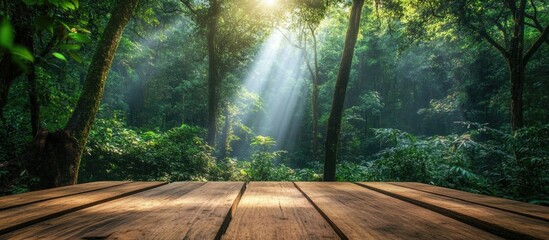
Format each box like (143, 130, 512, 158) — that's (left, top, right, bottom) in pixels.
(80, 117, 217, 182)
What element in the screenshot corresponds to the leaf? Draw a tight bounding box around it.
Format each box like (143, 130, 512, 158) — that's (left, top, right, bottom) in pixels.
(68, 32, 91, 43)
(58, 44, 81, 50)
(52, 52, 67, 61)
(0, 20, 14, 48)
(60, 1, 76, 10)
(68, 51, 82, 63)
(78, 28, 91, 34)
(11, 46, 35, 62)
(60, 21, 71, 31)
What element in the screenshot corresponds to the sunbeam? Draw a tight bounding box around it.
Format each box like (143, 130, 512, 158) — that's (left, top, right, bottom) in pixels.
(239, 29, 308, 150)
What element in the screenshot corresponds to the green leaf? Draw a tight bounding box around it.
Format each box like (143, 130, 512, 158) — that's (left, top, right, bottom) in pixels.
(71, 0, 79, 9)
(68, 32, 91, 43)
(58, 44, 81, 50)
(68, 51, 83, 63)
(52, 52, 67, 61)
(0, 20, 14, 49)
(78, 28, 91, 34)
(60, 1, 76, 10)
(60, 21, 71, 31)
(11, 46, 35, 62)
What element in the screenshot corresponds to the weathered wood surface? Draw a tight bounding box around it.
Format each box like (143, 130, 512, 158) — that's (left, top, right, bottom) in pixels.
(224, 182, 339, 240)
(296, 182, 500, 240)
(359, 182, 549, 239)
(0, 181, 164, 235)
(2, 182, 245, 240)
(391, 182, 549, 221)
(0, 181, 129, 210)
(1, 181, 547, 240)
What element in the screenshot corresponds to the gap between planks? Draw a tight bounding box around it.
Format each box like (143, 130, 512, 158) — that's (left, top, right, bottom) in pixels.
(292, 182, 348, 240)
(214, 181, 247, 240)
(0, 182, 166, 235)
(388, 182, 549, 222)
(355, 182, 548, 239)
(0, 181, 132, 211)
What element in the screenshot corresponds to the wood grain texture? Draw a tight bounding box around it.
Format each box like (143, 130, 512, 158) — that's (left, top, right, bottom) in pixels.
(359, 182, 549, 239)
(223, 182, 340, 240)
(0, 181, 129, 210)
(2, 182, 244, 240)
(296, 182, 500, 240)
(391, 182, 549, 222)
(0, 181, 165, 235)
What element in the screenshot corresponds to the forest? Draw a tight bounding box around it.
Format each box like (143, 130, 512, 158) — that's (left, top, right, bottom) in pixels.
(0, 0, 548, 205)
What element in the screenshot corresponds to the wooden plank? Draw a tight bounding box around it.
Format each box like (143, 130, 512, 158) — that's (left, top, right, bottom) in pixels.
(296, 182, 500, 240)
(391, 182, 549, 222)
(223, 182, 340, 240)
(0, 181, 165, 235)
(2, 182, 245, 240)
(0, 181, 130, 210)
(359, 182, 549, 239)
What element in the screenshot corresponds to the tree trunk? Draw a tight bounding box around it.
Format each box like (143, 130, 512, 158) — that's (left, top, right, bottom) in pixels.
(28, 0, 140, 189)
(219, 106, 231, 159)
(206, 0, 220, 146)
(311, 28, 320, 162)
(28, 64, 40, 136)
(509, 63, 525, 131)
(508, 0, 526, 131)
(0, 56, 20, 121)
(323, 0, 364, 181)
(311, 75, 319, 161)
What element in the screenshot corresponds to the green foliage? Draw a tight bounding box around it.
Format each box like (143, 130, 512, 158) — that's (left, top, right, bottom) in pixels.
(242, 136, 294, 181)
(367, 124, 549, 202)
(1, 0, 547, 208)
(80, 117, 218, 182)
(0, 19, 34, 65)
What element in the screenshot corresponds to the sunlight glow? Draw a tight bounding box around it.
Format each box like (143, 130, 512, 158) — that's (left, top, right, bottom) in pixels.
(263, 0, 277, 7)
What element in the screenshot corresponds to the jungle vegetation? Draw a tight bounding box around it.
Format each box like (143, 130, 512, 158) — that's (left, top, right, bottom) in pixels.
(1, 0, 548, 205)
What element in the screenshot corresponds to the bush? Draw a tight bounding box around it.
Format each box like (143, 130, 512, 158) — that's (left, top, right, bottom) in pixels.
(80, 117, 217, 182)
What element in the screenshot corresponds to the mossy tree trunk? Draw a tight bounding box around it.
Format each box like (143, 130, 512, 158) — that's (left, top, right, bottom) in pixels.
(323, 0, 364, 181)
(27, 0, 140, 189)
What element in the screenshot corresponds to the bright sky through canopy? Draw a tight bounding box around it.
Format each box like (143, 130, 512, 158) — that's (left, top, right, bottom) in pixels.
(263, 0, 277, 7)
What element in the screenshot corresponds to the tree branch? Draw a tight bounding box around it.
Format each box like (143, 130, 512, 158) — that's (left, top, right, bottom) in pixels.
(478, 29, 509, 58)
(180, 0, 198, 17)
(524, 24, 549, 64)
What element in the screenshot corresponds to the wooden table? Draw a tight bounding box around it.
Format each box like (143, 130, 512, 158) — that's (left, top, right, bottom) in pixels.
(0, 181, 547, 239)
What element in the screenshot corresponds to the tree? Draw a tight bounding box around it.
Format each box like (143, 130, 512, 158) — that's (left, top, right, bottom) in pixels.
(294, 2, 328, 163)
(324, 0, 365, 181)
(392, 0, 549, 131)
(26, 0, 139, 189)
(180, 0, 221, 146)
(180, 0, 268, 147)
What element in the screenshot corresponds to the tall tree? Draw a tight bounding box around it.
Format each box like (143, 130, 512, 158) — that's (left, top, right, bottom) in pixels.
(26, 0, 139, 189)
(394, 0, 549, 131)
(324, 0, 364, 181)
(180, 0, 221, 146)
